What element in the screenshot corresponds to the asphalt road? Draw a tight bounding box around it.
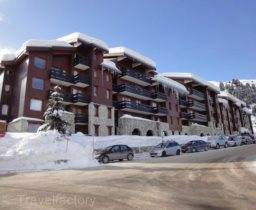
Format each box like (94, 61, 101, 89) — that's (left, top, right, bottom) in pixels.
(0, 145, 256, 210)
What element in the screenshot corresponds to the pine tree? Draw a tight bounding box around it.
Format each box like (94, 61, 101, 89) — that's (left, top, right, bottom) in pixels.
(38, 86, 69, 134)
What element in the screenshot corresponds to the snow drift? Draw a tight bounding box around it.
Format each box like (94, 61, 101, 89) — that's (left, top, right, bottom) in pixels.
(0, 130, 98, 172)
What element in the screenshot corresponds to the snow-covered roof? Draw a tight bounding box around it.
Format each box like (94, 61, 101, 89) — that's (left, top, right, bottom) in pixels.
(242, 107, 252, 115)
(101, 59, 121, 74)
(153, 75, 189, 95)
(161, 72, 220, 92)
(120, 114, 153, 122)
(9, 117, 44, 124)
(218, 98, 229, 107)
(57, 32, 108, 51)
(218, 91, 246, 107)
(108, 47, 156, 69)
(1, 40, 74, 63)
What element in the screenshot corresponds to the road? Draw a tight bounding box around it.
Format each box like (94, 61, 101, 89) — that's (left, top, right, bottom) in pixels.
(0, 145, 256, 210)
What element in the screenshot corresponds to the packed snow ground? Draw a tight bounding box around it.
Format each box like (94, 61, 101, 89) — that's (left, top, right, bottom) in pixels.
(0, 131, 207, 173)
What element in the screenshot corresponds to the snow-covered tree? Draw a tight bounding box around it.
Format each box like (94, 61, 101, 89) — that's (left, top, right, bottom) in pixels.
(38, 86, 69, 134)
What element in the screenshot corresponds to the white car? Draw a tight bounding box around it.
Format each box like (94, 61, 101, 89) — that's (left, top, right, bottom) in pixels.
(150, 141, 181, 157)
(207, 135, 228, 149)
(227, 135, 242, 147)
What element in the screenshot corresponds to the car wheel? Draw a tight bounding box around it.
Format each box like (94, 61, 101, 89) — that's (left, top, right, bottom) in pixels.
(216, 144, 220, 149)
(127, 153, 134, 161)
(119, 159, 123, 161)
(224, 143, 228, 148)
(176, 150, 181, 155)
(162, 151, 167, 157)
(102, 156, 109, 164)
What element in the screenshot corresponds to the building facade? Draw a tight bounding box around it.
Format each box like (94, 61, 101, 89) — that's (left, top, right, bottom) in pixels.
(0, 32, 253, 136)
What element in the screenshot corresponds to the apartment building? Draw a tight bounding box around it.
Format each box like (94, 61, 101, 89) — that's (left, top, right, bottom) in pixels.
(0, 33, 189, 136)
(160, 73, 222, 135)
(218, 92, 253, 134)
(104, 47, 189, 136)
(0, 32, 253, 136)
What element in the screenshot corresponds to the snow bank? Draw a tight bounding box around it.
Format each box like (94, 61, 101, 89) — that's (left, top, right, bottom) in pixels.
(72, 133, 207, 149)
(109, 47, 156, 69)
(161, 72, 220, 92)
(0, 131, 98, 173)
(153, 75, 189, 95)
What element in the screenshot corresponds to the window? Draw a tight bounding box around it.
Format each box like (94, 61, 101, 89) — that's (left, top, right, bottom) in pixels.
(30, 99, 42, 111)
(106, 74, 110, 82)
(106, 89, 110, 99)
(32, 78, 44, 90)
(94, 105, 99, 117)
(1, 104, 8, 115)
(94, 124, 99, 136)
(34, 57, 46, 69)
(93, 86, 98, 97)
(93, 70, 97, 77)
(108, 107, 111, 119)
(170, 117, 173, 124)
(4, 84, 11, 92)
(108, 126, 112, 135)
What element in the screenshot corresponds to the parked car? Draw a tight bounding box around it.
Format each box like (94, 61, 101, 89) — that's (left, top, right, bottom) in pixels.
(181, 140, 210, 153)
(207, 135, 228, 149)
(150, 141, 181, 157)
(227, 135, 242, 147)
(240, 133, 255, 145)
(95, 145, 134, 163)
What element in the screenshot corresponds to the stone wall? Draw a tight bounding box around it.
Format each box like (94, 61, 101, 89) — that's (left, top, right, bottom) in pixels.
(182, 121, 223, 136)
(88, 103, 115, 136)
(61, 111, 75, 134)
(7, 118, 43, 132)
(117, 116, 171, 136)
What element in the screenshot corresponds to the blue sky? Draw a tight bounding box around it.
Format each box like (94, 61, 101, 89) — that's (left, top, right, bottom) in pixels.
(0, 0, 256, 81)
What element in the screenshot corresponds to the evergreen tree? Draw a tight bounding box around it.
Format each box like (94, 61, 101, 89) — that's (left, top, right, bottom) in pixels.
(38, 86, 68, 134)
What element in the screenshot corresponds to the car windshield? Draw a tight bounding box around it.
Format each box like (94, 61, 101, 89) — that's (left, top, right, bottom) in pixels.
(103, 146, 113, 151)
(155, 143, 167, 148)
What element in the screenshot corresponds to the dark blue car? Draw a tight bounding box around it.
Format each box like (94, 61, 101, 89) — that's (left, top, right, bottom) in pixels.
(181, 140, 210, 153)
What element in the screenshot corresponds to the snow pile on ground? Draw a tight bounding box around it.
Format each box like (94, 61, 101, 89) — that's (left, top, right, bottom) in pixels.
(0, 131, 98, 172)
(72, 133, 207, 149)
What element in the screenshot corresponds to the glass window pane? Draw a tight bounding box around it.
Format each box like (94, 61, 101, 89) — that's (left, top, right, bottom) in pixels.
(34, 57, 46, 69)
(32, 78, 44, 90)
(30, 99, 42, 111)
(2, 104, 8, 115)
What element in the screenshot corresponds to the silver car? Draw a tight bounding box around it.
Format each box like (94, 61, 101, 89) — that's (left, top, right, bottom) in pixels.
(95, 145, 134, 163)
(150, 141, 181, 157)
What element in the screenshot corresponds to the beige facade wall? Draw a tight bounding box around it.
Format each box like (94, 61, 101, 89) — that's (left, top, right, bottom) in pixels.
(88, 102, 115, 136)
(117, 116, 171, 136)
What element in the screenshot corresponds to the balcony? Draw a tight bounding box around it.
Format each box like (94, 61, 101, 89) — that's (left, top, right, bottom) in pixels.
(49, 91, 73, 105)
(191, 112, 208, 123)
(73, 74, 90, 88)
(50, 68, 73, 86)
(73, 93, 89, 106)
(179, 99, 189, 108)
(121, 69, 152, 86)
(75, 114, 88, 125)
(189, 89, 205, 101)
(153, 107, 168, 116)
(114, 84, 152, 100)
(73, 56, 90, 70)
(189, 100, 206, 112)
(113, 101, 154, 115)
(180, 112, 194, 120)
(152, 92, 167, 102)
